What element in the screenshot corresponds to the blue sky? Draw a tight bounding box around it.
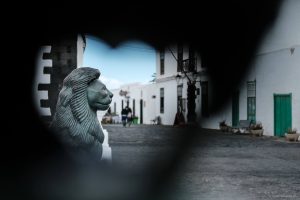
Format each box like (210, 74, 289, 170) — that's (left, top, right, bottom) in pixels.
(83, 35, 156, 89)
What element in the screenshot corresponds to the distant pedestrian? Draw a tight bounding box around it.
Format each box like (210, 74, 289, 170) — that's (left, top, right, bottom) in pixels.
(127, 107, 133, 127)
(121, 107, 128, 127)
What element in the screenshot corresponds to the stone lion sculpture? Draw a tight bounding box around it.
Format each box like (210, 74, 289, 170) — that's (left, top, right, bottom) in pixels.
(50, 67, 113, 163)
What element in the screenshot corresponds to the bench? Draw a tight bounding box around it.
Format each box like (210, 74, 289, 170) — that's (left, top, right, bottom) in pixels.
(232, 120, 253, 134)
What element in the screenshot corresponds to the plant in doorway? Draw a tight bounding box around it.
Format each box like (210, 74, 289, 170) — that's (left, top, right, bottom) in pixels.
(285, 128, 299, 142)
(250, 122, 264, 136)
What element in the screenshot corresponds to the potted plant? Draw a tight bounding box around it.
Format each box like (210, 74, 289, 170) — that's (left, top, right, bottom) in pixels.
(132, 116, 139, 124)
(219, 120, 229, 132)
(285, 128, 299, 142)
(250, 122, 264, 136)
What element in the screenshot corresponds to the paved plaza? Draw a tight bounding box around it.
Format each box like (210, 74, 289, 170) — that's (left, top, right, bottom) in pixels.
(104, 124, 300, 200)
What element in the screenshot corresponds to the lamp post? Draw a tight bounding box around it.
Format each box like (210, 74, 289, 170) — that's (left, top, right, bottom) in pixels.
(169, 46, 201, 124)
(187, 81, 197, 123)
(175, 74, 182, 113)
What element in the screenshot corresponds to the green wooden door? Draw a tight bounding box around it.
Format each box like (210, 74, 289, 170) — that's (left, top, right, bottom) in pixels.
(232, 91, 239, 127)
(274, 94, 292, 136)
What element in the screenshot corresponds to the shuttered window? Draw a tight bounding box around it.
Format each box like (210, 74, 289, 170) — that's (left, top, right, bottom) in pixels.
(247, 81, 256, 122)
(160, 51, 165, 75)
(160, 88, 164, 113)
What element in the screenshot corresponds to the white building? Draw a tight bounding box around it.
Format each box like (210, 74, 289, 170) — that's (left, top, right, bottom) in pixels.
(154, 45, 206, 125)
(110, 45, 207, 125)
(109, 83, 157, 125)
(199, 0, 300, 136)
(110, 0, 300, 137)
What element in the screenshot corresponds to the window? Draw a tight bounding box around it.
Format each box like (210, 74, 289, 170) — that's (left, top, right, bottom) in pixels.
(121, 100, 124, 110)
(177, 84, 183, 112)
(177, 44, 183, 72)
(182, 98, 186, 112)
(160, 88, 164, 113)
(160, 51, 165, 75)
(247, 81, 256, 122)
(114, 102, 116, 113)
(201, 81, 209, 117)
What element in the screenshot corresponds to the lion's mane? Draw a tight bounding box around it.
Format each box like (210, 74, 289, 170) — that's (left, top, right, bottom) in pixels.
(50, 67, 104, 161)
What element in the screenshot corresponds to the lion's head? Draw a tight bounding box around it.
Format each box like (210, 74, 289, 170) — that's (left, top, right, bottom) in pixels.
(87, 77, 113, 111)
(50, 67, 113, 161)
(57, 67, 113, 122)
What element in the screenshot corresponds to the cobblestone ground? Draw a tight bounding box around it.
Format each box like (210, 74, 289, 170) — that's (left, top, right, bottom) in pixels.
(104, 124, 300, 200)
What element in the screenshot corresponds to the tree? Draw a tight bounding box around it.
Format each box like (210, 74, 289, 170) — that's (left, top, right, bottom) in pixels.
(150, 73, 156, 83)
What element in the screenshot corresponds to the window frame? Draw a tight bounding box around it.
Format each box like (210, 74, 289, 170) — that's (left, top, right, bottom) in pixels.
(160, 51, 165, 75)
(160, 88, 164, 113)
(247, 80, 256, 122)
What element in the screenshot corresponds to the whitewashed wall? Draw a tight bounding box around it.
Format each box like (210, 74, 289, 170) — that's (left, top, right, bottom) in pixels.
(154, 45, 204, 125)
(140, 84, 157, 124)
(109, 83, 157, 124)
(255, 47, 300, 135)
(257, 0, 300, 54)
(200, 0, 300, 135)
(34, 46, 52, 116)
(77, 34, 86, 68)
(155, 79, 178, 125)
(202, 46, 300, 135)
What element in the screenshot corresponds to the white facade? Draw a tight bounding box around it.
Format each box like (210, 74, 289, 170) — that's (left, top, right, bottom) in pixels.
(77, 34, 86, 68)
(200, 45, 300, 135)
(106, 1, 300, 136)
(109, 45, 206, 125)
(155, 45, 205, 124)
(201, 0, 300, 136)
(109, 83, 157, 124)
(34, 46, 52, 116)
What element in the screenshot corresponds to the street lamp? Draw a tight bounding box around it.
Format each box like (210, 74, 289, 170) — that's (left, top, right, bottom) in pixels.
(175, 74, 182, 84)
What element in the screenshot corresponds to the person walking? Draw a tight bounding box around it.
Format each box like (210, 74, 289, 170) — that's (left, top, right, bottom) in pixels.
(127, 106, 133, 127)
(121, 107, 128, 127)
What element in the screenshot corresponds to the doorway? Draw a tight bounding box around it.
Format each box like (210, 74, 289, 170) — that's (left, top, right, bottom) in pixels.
(274, 94, 292, 137)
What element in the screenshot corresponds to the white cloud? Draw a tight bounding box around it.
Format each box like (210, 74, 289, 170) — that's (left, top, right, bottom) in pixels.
(100, 76, 124, 90)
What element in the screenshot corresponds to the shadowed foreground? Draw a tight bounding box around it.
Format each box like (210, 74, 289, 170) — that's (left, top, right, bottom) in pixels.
(106, 124, 300, 200)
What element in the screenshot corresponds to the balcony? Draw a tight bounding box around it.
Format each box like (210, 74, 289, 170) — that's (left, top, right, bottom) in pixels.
(182, 58, 197, 73)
